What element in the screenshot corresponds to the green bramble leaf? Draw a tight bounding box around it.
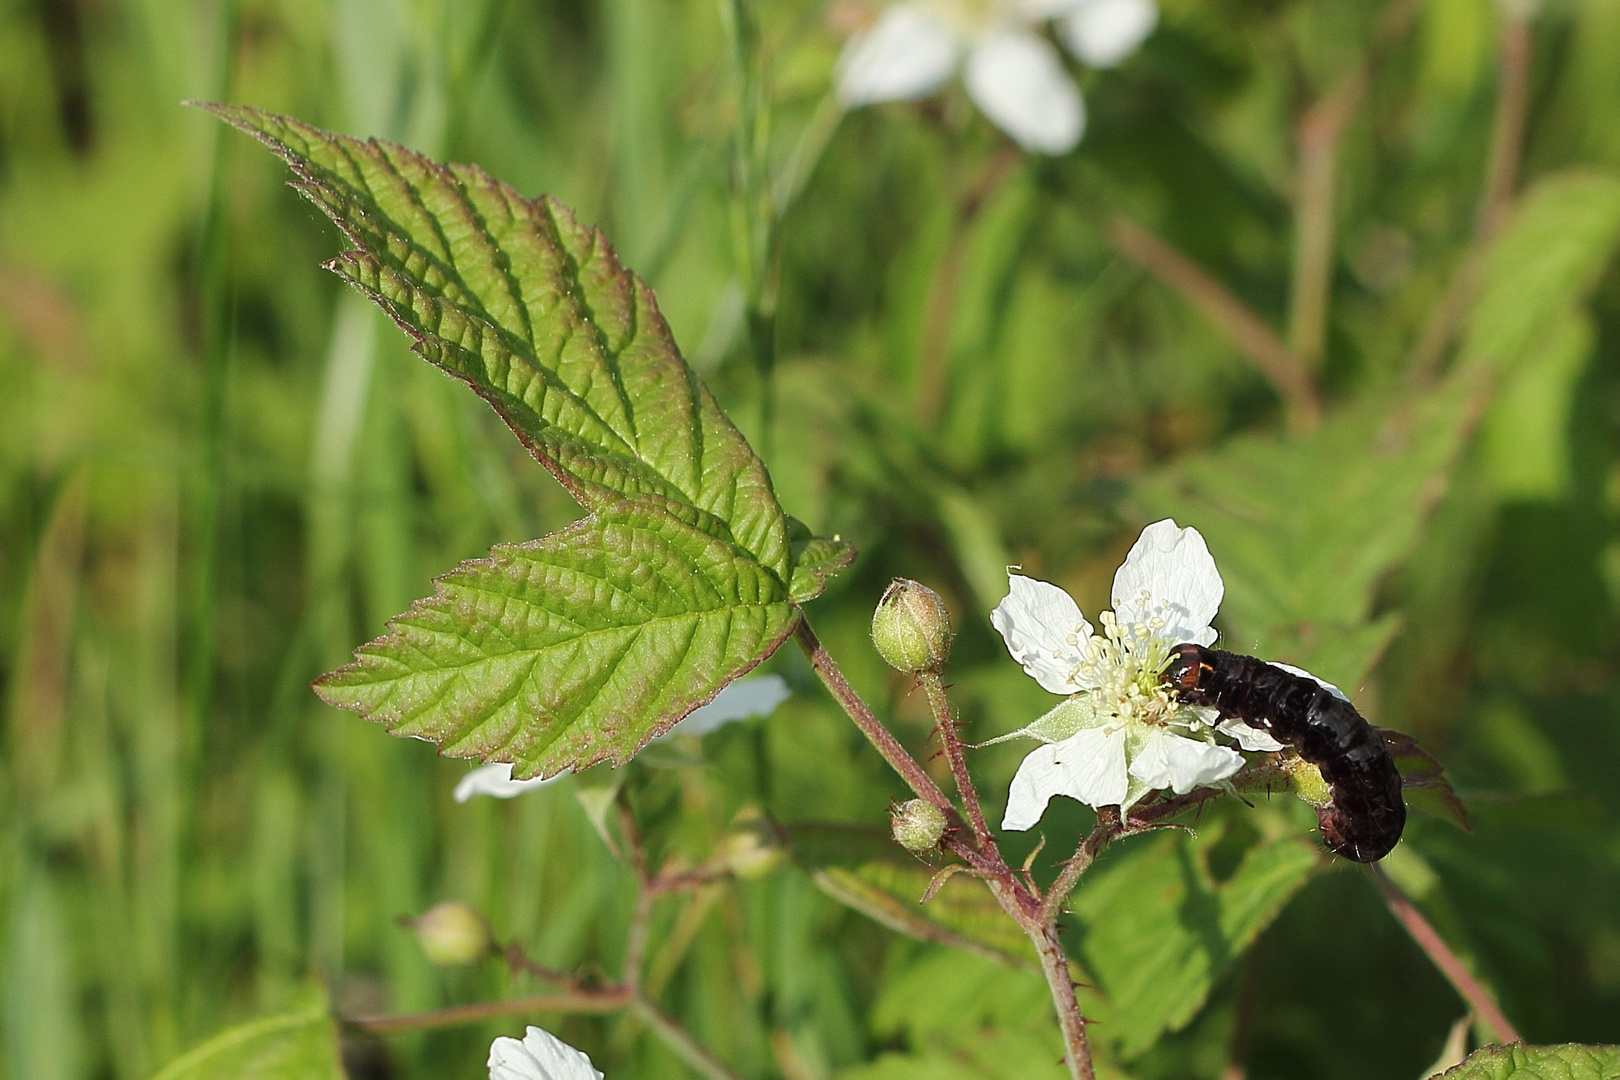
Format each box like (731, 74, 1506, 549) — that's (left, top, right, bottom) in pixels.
(1458, 171, 1620, 376)
(1072, 828, 1321, 1059)
(148, 986, 342, 1080)
(788, 530, 857, 602)
(202, 103, 792, 581)
(810, 863, 1036, 969)
(1133, 366, 1486, 690)
(1434, 1043, 1620, 1080)
(314, 495, 799, 777)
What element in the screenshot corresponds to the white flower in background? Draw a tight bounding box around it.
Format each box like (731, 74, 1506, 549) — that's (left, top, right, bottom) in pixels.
(489, 1025, 603, 1080)
(836, 0, 1158, 154)
(454, 675, 792, 802)
(990, 520, 1280, 830)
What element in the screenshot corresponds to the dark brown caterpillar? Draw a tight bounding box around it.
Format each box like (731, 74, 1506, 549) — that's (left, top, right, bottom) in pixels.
(1161, 644, 1405, 862)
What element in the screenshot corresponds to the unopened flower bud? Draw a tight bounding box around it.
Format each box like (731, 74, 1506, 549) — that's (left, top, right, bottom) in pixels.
(717, 807, 785, 880)
(872, 579, 953, 673)
(891, 799, 947, 852)
(1284, 756, 1332, 809)
(408, 901, 492, 966)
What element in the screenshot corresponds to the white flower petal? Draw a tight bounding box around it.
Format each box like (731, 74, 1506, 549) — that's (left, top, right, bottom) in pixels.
(991, 573, 1096, 695)
(1128, 730, 1243, 794)
(1002, 725, 1129, 829)
(489, 1026, 604, 1080)
(1060, 0, 1157, 68)
(1111, 519, 1223, 646)
(455, 763, 566, 803)
(1217, 718, 1284, 752)
(1267, 661, 1350, 702)
(963, 30, 1086, 154)
(837, 6, 960, 106)
(656, 675, 790, 740)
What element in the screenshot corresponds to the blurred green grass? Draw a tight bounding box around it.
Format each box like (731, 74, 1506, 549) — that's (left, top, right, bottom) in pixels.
(3, 0, 1620, 1077)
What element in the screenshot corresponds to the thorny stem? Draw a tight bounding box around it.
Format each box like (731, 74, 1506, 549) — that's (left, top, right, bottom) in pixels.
(1108, 215, 1322, 433)
(1366, 865, 1523, 1044)
(794, 620, 955, 813)
(1031, 923, 1097, 1080)
(1040, 808, 1121, 926)
(920, 671, 1002, 867)
(798, 618, 1095, 1079)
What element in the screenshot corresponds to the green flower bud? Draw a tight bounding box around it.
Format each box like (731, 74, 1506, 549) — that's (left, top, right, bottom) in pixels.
(717, 806, 785, 880)
(409, 901, 492, 966)
(891, 798, 948, 852)
(1284, 756, 1333, 808)
(871, 579, 953, 674)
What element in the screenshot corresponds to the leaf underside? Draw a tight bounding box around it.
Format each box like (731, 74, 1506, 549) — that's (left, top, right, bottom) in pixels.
(315, 495, 799, 777)
(204, 103, 792, 581)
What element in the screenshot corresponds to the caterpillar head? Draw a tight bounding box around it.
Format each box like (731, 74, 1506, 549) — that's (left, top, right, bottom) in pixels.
(1161, 643, 1213, 699)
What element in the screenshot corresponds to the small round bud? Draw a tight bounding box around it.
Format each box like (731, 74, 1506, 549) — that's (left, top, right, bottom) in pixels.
(1284, 756, 1333, 809)
(409, 901, 492, 966)
(871, 579, 953, 674)
(890, 799, 948, 852)
(717, 807, 785, 880)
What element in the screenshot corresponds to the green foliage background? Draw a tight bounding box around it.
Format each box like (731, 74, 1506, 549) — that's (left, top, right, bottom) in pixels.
(2, 0, 1620, 1077)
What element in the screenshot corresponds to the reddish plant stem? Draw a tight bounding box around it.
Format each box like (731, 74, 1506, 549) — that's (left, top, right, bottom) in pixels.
(1366, 865, 1522, 1044)
(1108, 215, 1322, 433)
(1040, 808, 1121, 925)
(346, 989, 633, 1033)
(1478, 13, 1533, 241)
(502, 942, 578, 987)
(799, 618, 1094, 1077)
(631, 997, 747, 1080)
(920, 672, 1004, 870)
(794, 620, 954, 813)
(1030, 923, 1097, 1080)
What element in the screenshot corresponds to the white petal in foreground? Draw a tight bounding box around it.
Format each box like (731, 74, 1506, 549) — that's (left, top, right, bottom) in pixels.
(1127, 729, 1243, 794)
(455, 763, 565, 803)
(991, 573, 1096, 695)
(1111, 519, 1223, 647)
(1267, 661, 1350, 702)
(837, 5, 959, 106)
(1217, 718, 1285, 753)
(658, 675, 791, 739)
(1061, 0, 1157, 68)
(1002, 725, 1129, 829)
(963, 30, 1086, 154)
(489, 1026, 604, 1080)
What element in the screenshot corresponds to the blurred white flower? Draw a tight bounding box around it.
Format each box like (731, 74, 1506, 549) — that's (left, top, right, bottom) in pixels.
(489, 1026, 603, 1080)
(836, 0, 1157, 154)
(454, 675, 791, 802)
(990, 520, 1275, 829)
